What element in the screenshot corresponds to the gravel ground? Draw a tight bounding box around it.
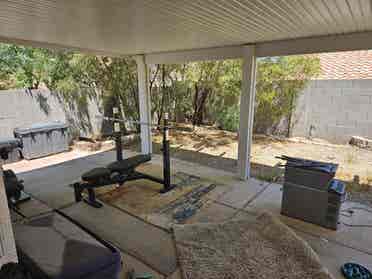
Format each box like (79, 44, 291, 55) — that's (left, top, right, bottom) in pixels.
(151, 124, 372, 205)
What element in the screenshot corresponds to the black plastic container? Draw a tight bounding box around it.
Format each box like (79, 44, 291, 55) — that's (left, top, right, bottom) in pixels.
(280, 156, 338, 190)
(281, 179, 346, 230)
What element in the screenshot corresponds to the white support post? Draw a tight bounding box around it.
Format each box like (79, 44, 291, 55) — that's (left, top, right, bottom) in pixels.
(135, 55, 152, 154)
(238, 45, 257, 180)
(0, 166, 18, 267)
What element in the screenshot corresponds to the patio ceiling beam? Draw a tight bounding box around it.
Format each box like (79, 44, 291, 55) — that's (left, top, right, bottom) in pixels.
(3, 30, 372, 61)
(0, 35, 122, 57)
(144, 31, 372, 65)
(144, 45, 244, 64)
(255, 31, 372, 57)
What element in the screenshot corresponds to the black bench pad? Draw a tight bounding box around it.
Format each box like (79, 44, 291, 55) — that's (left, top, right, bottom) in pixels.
(82, 167, 111, 182)
(107, 154, 151, 173)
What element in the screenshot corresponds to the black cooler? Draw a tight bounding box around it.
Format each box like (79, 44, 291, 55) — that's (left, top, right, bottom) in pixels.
(279, 156, 346, 230)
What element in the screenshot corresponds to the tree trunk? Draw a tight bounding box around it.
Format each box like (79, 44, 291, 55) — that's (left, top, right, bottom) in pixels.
(287, 89, 295, 138)
(192, 84, 200, 126)
(192, 85, 210, 126)
(158, 65, 166, 127)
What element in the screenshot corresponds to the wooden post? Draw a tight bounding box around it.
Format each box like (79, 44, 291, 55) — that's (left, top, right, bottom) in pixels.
(238, 45, 257, 180)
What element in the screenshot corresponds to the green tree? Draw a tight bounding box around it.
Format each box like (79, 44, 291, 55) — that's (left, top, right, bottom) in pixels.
(0, 44, 58, 90)
(0, 42, 320, 137)
(185, 61, 224, 126)
(212, 60, 242, 131)
(0, 43, 139, 136)
(255, 56, 320, 135)
(149, 64, 181, 125)
(48, 54, 139, 135)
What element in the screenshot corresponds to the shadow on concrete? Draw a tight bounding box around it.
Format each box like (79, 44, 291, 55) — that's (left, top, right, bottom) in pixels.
(127, 141, 284, 182)
(154, 141, 372, 205)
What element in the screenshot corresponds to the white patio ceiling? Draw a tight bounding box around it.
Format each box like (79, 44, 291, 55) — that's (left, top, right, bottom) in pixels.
(1, 0, 372, 57)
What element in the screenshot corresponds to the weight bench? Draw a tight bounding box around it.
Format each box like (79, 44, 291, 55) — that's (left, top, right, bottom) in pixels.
(81, 154, 151, 183)
(0, 137, 31, 207)
(73, 111, 175, 209)
(74, 154, 171, 208)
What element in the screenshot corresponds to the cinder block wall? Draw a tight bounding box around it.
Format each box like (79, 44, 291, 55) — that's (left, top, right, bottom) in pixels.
(292, 79, 372, 143)
(0, 89, 102, 139)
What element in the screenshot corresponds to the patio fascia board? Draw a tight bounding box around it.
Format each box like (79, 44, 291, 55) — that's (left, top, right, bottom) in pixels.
(2, 30, 372, 60)
(255, 31, 372, 57)
(145, 31, 372, 64)
(144, 45, 245, 64)
(0, 35, 124, 57)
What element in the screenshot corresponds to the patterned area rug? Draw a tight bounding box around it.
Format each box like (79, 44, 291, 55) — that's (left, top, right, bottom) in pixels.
(174, 212, 334, 279)
(95, 164, 223, 225)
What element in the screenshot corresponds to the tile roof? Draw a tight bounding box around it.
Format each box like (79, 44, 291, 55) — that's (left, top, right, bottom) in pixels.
(317, 50, 372, 80)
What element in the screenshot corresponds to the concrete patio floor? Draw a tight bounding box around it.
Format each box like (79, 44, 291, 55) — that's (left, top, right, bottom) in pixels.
(9, 149, 372, 279)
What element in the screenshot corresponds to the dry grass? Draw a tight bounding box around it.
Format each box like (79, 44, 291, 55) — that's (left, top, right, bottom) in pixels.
(153, 124, 372, 188)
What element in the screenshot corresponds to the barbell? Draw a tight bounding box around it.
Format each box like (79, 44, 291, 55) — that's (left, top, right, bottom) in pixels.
(95, 115, 174, 130)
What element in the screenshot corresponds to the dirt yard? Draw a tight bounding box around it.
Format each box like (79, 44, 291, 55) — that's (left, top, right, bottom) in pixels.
(152, 124, 372, 188)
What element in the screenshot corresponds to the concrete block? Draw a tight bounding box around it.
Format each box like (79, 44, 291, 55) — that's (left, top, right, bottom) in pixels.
(360, 121, 372, 135)
(317, 80, 353, 89)
(366, 112, 372, 121)
(341, 101, 369, 112)
(306, 80, 318, 89)
(351, 79, 372, 89)
(325, 125, 357, 143)
(350, 111, 368, 122)
(335, 119, 357, 128)
(347, 109, 370, 122)
(347, 95, 370, 105)
(311, 125, 329, 139)
(359, 90, 372, 97)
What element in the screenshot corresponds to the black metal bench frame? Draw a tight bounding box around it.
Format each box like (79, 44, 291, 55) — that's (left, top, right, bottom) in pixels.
(0, 141, 31, 208)
(73, 114, 175, 208)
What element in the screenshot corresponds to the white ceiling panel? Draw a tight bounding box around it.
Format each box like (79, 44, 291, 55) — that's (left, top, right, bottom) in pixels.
(0, 0, 372, 55)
